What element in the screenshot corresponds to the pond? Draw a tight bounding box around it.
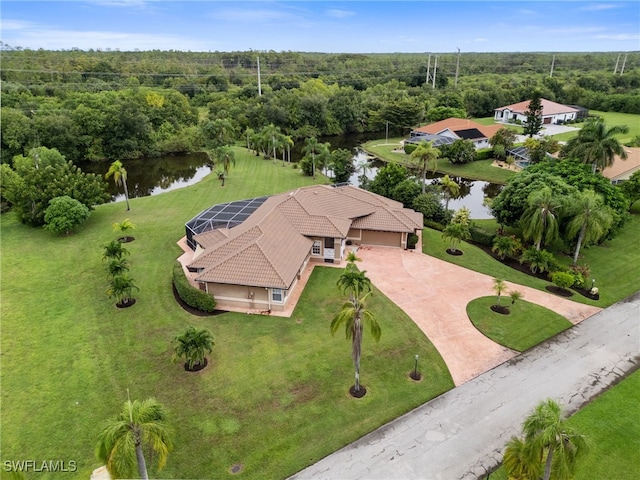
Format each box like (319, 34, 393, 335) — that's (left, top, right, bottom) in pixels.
(349, 149, 502, 220)
(81, 135, 501, 220)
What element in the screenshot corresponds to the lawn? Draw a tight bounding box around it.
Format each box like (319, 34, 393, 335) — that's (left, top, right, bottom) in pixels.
(0, 149, 454, 479)
(466, 297, 572, 352)
(362, 139, 516, 184)
(488, 369, 640, 480)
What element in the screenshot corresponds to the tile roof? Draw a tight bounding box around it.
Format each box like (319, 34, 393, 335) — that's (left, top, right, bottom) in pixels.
(187, 185, 423, 289)
(495, 98, 579, 116)
(412, 118, 502, 141)
(602, 147, 640, 181)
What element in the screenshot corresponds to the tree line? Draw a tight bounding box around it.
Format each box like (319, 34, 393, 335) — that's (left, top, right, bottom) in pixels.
(1, 49, 639, 165)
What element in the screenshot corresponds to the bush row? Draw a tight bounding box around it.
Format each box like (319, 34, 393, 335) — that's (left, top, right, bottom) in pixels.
(172, 261, 217, 313)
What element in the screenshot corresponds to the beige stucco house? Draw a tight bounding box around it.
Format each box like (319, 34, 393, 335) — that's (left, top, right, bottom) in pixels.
(184, 185, 423, 312)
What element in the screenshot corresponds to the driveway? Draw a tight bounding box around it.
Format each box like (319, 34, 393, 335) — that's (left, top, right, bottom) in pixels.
(356, 246, 601, 386)
(290, 292, 639, 480)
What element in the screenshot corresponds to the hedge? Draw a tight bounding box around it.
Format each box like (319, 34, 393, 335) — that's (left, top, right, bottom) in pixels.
(469, 225, 496, 246)
(172, 261, 217, 313)
(475, 148, 494, 161)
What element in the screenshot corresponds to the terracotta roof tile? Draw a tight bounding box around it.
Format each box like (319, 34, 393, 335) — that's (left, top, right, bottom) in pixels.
(602, 147, 640, 181)
(495, 98, 578, 116)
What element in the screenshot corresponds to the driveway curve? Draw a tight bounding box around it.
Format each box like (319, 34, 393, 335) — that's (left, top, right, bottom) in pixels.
(356, 246, 601, 386)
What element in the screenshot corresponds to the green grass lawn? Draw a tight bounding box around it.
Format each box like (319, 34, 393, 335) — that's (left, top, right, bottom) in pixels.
(0, 149, 454, 479)
(422, 210, 640, 308)
(362, 139, 516, 184)
(466, 297, 572, 352)
(488, 369, 640, 480)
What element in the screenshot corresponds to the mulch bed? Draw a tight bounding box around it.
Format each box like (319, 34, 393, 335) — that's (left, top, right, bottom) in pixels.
(446, 248, 464, 256)
(172, 284, 227, 317)
(184, 358, 208, 372)
(118, 236, 135, 243)
(116, 299, 136, 308)
(349, 385, 367, 398)
(545, 285, 574, 297)
(470, 242, 599, 301)
(490, 305, 511, 315)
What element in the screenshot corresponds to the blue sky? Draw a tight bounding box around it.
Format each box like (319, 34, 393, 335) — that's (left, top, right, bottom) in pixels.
(1, 1, 639, 53)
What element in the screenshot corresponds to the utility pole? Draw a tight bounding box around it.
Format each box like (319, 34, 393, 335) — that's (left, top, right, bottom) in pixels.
(620, 54, 628, 74)
(257, 56, 262, 96)
(613, 53, 621, 74)
(425, 54, 431, 86)
(432, 55, 438, 89)
(549, 54, 555, 77)
(455, 48, 461, 86)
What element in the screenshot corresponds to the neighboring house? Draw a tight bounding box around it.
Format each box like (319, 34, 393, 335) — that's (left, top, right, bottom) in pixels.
(602, 147, 640, 184)
(494, 98, 583, 125)
(406, 118, 504, 150)
(184, 185, 423, 311)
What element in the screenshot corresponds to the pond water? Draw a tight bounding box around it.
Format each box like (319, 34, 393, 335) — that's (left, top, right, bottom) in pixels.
(81, 135, 500, 219)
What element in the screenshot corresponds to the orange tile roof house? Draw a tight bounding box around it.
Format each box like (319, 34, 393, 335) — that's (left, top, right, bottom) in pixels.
(602, 147, 640, 184)
(407, 118, 504, 150)
(184, 185, 423, 311)
(494, 98, 581, 125)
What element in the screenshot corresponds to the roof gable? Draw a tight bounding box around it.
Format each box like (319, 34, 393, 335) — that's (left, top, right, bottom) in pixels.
(495, 98, 579, 116)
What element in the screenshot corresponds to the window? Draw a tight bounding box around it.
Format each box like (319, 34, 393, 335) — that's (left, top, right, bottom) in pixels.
(312, 241, 321, 256)
(271, 288, 283, 303)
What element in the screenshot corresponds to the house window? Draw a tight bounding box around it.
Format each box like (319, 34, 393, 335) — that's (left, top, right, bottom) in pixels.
(312, 241, 321, 256)
(271, 288, 283, 303)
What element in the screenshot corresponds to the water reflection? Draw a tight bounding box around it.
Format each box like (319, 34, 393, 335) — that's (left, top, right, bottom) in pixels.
(349, 149, 501, 220)
(81, 153, 212, 203)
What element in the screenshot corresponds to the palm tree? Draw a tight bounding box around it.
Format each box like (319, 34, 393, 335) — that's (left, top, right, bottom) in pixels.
(520, 247, 555, 274)
(330, 291, 381, 394)
(103, 240, 130, 261)
(316, 142, 332, 176)
(113, 218, 135, 241)
(302, 137, 320, 179)
(563, 118, 629, 174)
(441, 221, 470, 254)
(504, 399, 588, 480)
(521, 187, 561, 250)
(510, 290, 523, 305)
(440, 175, 460, 210)
(336, 267, 371, 302)
(96, 397, 172, 480)
(281, 134, 294, 165)
(105, 160, 130, 211)
(174, 326, 214, 371)
(566, 190, 613, 266)
(213, 146, 236, 177)
(106, 257, 130, 278)
(492, 278, 507, 306)
(491, 235, 522, 260)
(345, 250, 362, 265)
(410, 140, 440, 194)
(106, 274, 139, 306)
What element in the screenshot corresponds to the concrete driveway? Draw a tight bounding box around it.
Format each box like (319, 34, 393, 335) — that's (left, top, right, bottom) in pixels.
(356, 246, 601, 386)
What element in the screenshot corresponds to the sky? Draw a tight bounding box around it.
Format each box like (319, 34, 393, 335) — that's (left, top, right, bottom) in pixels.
(1, 1, 639, 53)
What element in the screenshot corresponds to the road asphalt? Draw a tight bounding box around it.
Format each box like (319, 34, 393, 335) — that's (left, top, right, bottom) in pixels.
(290, 292, 640, 480)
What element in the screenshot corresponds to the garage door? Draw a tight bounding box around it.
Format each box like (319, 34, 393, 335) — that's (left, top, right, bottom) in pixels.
(361, 230, 402, 247)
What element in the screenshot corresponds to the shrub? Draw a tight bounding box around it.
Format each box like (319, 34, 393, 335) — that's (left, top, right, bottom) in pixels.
(519, 247, 555, 274)
(491, 234, 521, 258)
(404, 142, 418, 155)
(424, 219, 446, 231)
(469, 225, 496, 246)
(172, 261, 217, 312)
(43, 195, 90, 235)
(551, 271, 575, 291)
(407, 233, 419, 249)
(476, 148, 493, 161)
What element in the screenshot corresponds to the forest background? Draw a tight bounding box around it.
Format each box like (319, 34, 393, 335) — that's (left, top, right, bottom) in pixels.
(1, 48, 639, 165)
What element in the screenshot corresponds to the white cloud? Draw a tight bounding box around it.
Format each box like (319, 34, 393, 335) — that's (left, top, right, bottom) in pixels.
(596, 33, 640, 41)
(207, 8, 298, 23)
(581, 3, 619, 11)
(0, 19, 37, 31)
(325, 9, 355, 19)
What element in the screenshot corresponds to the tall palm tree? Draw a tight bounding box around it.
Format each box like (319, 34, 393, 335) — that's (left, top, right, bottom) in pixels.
(96, 397, 172, 480)
(281, 134, 294, 165)
(492, 278, 507, 306)
(410, 140, 440, 194)
(521, 187, 562, 250)
(214, 146, 236, 176)
(330, 291, 381, 394)
(336, 267, 371, 302)
(105, 160, 130, 211)
(504, 399, 588, 480)
(566, 190, 613, 266)
(174, 326, 215, 371)
(302, 137, 320, 179)
(564, 118, 629, 174)
(440, 175, 460, 210)
(316, 142, 332, 175)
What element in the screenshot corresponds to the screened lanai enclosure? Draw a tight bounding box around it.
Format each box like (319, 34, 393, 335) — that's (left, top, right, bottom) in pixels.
(185, 196, 269, 249)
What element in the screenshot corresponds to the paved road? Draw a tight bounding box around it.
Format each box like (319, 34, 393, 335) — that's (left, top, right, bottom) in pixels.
(290, 292, 640, 480)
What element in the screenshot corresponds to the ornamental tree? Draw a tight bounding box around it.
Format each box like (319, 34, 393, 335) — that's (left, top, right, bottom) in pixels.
(44, 195, 91, 235)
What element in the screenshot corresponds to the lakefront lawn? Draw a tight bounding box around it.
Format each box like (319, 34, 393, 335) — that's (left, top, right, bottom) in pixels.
(0, 149, 454, 479)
